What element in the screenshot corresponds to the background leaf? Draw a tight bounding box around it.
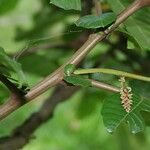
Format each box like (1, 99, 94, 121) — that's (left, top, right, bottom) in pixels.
(0, 0, 19, 15)
(101, 93, 150, 134)
(50, 0, 81, 10)
(106, 0, 150, 50)
(129, 81, 150, 99)
(75, 12, 116, 29)
(0, 47, 28, 87)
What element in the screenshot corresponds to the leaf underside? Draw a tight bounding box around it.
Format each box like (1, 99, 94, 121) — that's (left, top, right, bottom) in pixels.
(101, 93, 150, 134)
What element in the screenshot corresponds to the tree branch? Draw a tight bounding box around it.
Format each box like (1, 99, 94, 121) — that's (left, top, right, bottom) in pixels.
(0, 81, 119, 149)
(0, 85, 79, 150)
(91, 79, 120, 93)
(0, 0, 147, 120)
(94, 0, 102, 15)
(0, 74, 24, 97)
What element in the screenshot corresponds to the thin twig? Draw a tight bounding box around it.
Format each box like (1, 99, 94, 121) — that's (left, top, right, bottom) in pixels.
(91, 79, 120, 92)
(94, 0, 102, 15)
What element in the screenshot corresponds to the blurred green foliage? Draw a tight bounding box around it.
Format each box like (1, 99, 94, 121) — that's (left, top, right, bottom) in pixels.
(0, 0, 150, 150)
(0, 0, 19, 15)
(107, 0, 150, 50)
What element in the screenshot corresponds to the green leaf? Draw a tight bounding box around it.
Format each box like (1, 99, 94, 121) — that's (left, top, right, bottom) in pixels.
(50, 0, 81, 10)
(76, 90, 103, 119)
(64, 75, 91, 87)
(75, 12, 116, 29)
(101, 93, 150, 134)
(0, 0, 19, 15)
(0, 65, 11, 77)
(129, 81, 150, 99)
(64, 64, 76, 76)
(106, 0, 150, 50)
(0, 47, 28, 87)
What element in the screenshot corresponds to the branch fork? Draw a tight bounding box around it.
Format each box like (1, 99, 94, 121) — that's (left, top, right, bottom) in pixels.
(0, 0, 149, 120)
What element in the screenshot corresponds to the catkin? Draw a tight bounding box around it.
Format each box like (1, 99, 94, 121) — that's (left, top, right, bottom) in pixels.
(119, 77, 133, 112)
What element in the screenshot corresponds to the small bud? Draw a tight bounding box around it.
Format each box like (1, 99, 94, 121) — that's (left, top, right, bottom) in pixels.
(64, 64, 76, 76)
